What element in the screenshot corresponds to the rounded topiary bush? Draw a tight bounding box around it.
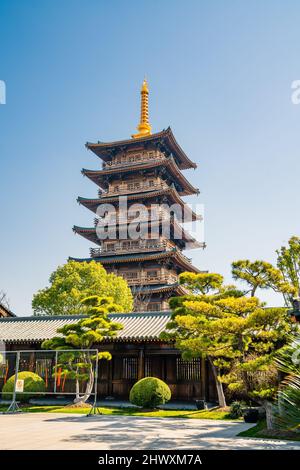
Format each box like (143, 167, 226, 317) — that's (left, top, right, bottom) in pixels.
(2, 371, 46, 403)
(129, 377, 171, 409)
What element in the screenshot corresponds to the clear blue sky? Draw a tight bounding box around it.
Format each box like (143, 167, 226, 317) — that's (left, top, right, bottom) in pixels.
(1, 0, 300, 315)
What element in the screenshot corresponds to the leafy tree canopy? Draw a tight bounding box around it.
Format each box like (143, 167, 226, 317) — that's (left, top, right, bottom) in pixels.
(179, 272, 224, 295)
(231, 259, 295, 299)
(163, 272, 294, 405)
(42, 295, 123, 351)
(42, 295, 124, 404)
(231, 259, 296, 310)
(276, 236, 300, 302)
(32, 260, 133, 316)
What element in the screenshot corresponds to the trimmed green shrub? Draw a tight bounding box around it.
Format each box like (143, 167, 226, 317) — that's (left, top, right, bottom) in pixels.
(229, 401, 245, 419)
(2, 371, 46, 403)
(129, 377, 171, 409)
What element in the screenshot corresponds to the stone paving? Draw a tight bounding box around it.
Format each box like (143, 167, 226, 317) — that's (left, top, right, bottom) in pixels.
(26, 398, 201, 410)
(1, 413, 300, 450)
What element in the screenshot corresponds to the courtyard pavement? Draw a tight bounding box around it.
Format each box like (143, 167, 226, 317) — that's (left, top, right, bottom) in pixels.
(1, 413, 300, 450)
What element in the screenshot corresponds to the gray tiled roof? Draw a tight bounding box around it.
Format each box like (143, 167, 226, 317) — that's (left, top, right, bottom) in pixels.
(0, 312, 171, 344)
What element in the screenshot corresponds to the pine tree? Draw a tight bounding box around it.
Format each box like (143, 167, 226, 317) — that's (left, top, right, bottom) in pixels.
(162, 272, 294, 417)
(42, 296, 123, 404)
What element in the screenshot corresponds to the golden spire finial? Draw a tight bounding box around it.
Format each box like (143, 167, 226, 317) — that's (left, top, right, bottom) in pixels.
(132, 78, 152, 139)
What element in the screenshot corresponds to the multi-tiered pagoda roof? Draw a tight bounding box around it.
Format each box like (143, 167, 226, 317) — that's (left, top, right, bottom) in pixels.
(72, 80, 203, 311)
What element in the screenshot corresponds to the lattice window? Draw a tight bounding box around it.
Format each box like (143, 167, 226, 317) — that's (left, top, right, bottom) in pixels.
(127, 182, 141, 190)
(176, 358, 201, 381)
(125, 271, 138, 280)
(106, 243, 115, 251)
(145, 357, 152, 377)
(147, 302, 161, 312)
(121, 240, 140, 250)
(122, 357, 138, 379)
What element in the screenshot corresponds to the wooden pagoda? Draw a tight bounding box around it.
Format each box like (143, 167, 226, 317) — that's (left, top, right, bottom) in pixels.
(72, 80, 203, 311)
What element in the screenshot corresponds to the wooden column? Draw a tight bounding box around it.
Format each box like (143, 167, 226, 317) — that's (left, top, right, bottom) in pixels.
(29, 352, 35, 372)
(201, 357, 207, 400)
(107, 356, 113, 396)
(205, 359, 210, 401)
(138, 348, 145, 380)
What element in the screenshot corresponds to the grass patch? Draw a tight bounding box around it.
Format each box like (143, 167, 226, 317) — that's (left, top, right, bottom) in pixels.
(238, 420, 300, 441)
(0, 404, 233, 420)
(238, 419, 266, 438)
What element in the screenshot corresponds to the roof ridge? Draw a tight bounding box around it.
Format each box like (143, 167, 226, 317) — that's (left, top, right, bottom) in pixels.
(86, 129, 169, 148)
(0, 311, 171, 322)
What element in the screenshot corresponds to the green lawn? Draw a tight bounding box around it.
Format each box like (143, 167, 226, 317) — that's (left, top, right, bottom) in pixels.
(0, 404, 233, 420)
(238, 420, 300, 441)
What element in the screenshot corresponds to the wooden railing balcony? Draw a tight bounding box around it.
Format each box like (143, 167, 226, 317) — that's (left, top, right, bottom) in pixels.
(99, 181, 167, 198)
(93, 208, 175, 228)
(122, 273, 178, 286)
(90, 240, 170, 258)
(102, 153, 165, 169)
(94, 209, 171, 226)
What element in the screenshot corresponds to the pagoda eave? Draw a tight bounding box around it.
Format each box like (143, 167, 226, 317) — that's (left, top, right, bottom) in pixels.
(77, 188, 200, 221)
(69, 249, 200, 273)
(73, 226, 99, 244)
(86, 127, 197, 170)
(73, 223, 202, 248)
(82, 156, 199, 196)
